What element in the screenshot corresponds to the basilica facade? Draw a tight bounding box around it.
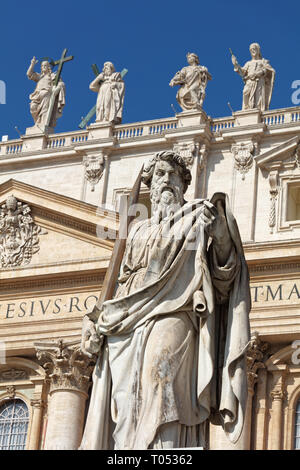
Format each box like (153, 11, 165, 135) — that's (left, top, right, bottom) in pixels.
(0, 53, 300, 450)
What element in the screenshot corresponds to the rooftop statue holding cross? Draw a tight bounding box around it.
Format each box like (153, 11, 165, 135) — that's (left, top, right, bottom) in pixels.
(26, 49, 73, 133)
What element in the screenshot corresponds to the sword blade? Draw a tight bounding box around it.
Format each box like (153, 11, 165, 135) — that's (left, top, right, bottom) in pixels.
(96, 165, 144, 310)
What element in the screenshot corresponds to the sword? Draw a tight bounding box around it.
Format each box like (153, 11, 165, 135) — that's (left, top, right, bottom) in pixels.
(87, 164, 144, 322)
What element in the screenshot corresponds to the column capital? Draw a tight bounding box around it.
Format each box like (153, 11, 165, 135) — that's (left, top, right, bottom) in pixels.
(270, 389, 286, 402)
(30, 398, 44, 409)
(247, 331, 269, 394)
(35, 339, 95, 395)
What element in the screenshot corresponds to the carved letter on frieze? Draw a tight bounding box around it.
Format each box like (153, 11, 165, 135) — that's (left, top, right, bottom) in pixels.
(83, 154, 104, 191)
(231, 142, 255, 180)
(0, 195, 46, 268)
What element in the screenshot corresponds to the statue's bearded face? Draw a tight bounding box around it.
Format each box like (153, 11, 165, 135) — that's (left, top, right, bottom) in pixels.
(250, 45, 259, 59)
(103, 63, 114, 76)
(150, 160, 185, 221)
(41, 61, 51, 74)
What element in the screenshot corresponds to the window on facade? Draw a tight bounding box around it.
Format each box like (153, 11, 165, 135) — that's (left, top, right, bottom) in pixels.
(0, 399, 29, 450)
(287, 185, 300, 221)
(294, 400, 300, 449)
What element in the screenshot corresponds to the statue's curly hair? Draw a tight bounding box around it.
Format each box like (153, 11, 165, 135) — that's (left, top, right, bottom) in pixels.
(142, 151, 192, 193)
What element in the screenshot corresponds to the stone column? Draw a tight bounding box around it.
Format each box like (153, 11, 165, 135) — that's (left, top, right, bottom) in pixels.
(28, 399, 44, 450)
(253, 368, 268, 449)
(269, 367, 287, 450)
(35, 339, 95, 450)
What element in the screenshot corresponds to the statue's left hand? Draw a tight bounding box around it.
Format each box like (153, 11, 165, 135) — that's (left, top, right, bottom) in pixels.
(81, 315, 102, 358)
(201, 200, 233, 264)
(201, 200, 231, 246)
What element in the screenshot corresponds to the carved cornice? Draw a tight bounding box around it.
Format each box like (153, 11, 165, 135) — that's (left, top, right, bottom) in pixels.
(248, 261, 300, 275)
(35, 339, 95, 395)
(0, 272, 104, 295)
(255, 135, 300, 170)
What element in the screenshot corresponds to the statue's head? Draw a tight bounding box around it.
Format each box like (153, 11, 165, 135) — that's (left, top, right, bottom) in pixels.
(5, 195, 17, 211)
(103, 62, 115, 75)
(249, 43, 262, 59)
(41, 61, 52, 75)
(186, 52, 199, 65)
(142, 151, 191, 218)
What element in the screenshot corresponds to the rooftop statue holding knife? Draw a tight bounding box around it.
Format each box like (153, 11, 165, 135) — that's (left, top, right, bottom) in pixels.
(230, 42, 275, 111)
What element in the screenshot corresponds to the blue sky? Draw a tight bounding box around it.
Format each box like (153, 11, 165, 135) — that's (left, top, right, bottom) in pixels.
(0, 0, 299, 138)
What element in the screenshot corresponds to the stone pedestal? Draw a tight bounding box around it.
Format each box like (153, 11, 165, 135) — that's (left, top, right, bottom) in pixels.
(87, 121, 114, 140)
(233, 108, 262, 127)
(22, 131, 48, 151)
(176, 109, 209, 128)
(35, 339, 95, 450)
(25, 125, 54, 136)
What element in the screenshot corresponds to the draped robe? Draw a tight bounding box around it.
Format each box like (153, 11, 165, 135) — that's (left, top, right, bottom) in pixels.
(80, 194, 251, 450)
(91, 72, 125, 124)
(240, 59, 275, 111)
(28, 72, 65, 127)
(171, 65, 211, 111)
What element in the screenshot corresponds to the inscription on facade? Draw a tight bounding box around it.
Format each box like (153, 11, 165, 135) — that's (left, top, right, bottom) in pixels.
(250, 280, 300, 306)
(0, 293, 98, 321)
(0, 282, 299, 321)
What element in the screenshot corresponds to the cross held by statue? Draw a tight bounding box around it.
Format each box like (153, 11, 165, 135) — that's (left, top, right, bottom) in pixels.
(44, 48, 74, 128)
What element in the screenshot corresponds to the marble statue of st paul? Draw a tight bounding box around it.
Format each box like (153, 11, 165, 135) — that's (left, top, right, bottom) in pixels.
(80, 151, 251, 450)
